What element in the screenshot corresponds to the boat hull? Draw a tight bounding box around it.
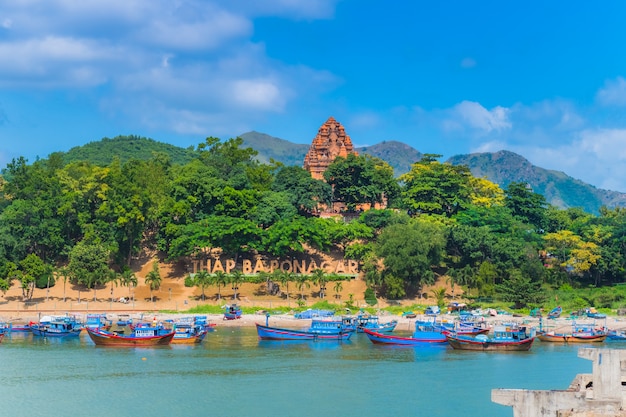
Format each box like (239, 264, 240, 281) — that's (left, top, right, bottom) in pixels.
(446, 334, 535, 351)
(86, 328, 175, 346)
(537, 333, 607, 343)
(31, 325, 82, 338)
(171, 330, 208, 345)
(256, 323, 352, 341)
(357, 321, 398, 334)
(364, 328, 446, 345)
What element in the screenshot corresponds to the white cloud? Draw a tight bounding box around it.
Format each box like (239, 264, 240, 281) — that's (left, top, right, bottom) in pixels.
(232, 79, 283, 110)
(596, 77, 626, 107)
(0, 1, 338, 135)
(448, 101, 511, 133)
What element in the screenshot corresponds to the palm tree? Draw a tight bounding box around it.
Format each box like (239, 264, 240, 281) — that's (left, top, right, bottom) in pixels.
(106, 269, 121, 303)
(333, 281, 343, 300)
(229, 270, 245, 300)
(311, 269, 328, 299)
(213, 271, 228, 300)
(430, 288, 447, 310)
(56, 266, 70, 302)
(195, 270, 211, 301)
(295, 274, 311, 301)
(119, 268, 138, 302)
(274, 270, 293, 307)
(144, 261, 162, 303)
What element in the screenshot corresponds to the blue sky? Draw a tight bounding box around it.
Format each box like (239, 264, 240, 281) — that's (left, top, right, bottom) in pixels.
(2, 1, 626, 192)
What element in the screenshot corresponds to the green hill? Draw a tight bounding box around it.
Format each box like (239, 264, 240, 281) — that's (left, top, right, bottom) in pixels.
(60, 135, 197, 166)
(447, 150, 626, 213)
(46, 133, 626, 214)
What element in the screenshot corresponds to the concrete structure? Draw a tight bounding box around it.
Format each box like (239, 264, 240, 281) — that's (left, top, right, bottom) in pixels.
(492, 348, 626, 416)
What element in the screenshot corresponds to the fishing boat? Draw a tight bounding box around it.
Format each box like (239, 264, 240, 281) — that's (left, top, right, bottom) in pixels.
(169, 317, 208, 344)
(355, 313, 397, 333)
(547, 306, 562, 319)
(256, 316, 353, 341)
(86, 326, 175, 347)
(363, 320, 447, 345)
(607, 329, 626, 340)
(417, 317, 489, 336)
(31, 315, 83, 338)
(84, 313, 112, 331)
(585, 307, 607, 319)
(445, 324, 535, 351)
(224, 304, 242, 320)
(192, 315, 216, 332)
(0, 322, 7, 342)
(8, 322, 31, 332)
(537, 322, 607, 343)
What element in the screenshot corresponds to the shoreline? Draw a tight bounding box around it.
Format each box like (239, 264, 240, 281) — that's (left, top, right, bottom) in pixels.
(4, 308, 623, 332)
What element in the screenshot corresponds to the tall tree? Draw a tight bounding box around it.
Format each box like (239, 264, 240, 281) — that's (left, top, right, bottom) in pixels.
(375, 220, 446, 298)
(505, 182, 548, 230)
(400, 156, 472, 216)
(144, 261, 162, 302)
(324, 153, 399, 210)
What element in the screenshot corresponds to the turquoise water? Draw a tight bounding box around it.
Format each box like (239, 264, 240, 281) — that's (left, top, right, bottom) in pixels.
(1, 328, 614, 417)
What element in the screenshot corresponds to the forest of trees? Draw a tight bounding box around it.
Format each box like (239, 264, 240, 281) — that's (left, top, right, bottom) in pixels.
(2, 136, 626, 309)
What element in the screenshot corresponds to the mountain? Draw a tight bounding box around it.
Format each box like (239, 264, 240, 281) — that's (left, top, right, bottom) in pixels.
(240, 132, 421, 176)
(52, 133, 626, 214)
(355, 141, 422, 176)
(61, 135, 197, 166)
(447, 150, 626, 213)
(240, 131, 309, 166)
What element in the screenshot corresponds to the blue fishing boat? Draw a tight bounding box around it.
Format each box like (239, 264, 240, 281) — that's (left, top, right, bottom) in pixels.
(417, 317, 488, 336)
(31, 315, 83, 338)
(256, 316, 353, 341)
(585, 307, 607, 319)
(363, 320, 447, 345)
(446, 324, 535, 351)
(607, 329, 626, 340)
(164, 316, 209, 344)
(84, 313, 111, 330)
(193, 315, 216, 332)
(355, 313, 397, 333)
(224, 304, 242, 320)
(547, 306, 562, 319)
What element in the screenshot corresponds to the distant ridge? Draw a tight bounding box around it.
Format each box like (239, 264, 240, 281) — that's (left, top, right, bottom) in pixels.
(240, 131, 309, 166)
(43, 133, 626, 215)
(447, 150, 626, 213)
(241, 132, 421, 176)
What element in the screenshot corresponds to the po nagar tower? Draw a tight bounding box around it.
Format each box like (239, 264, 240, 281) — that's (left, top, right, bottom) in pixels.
(303, 117, 357, 180)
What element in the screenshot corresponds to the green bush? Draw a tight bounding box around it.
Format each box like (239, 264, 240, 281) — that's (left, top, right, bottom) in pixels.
(364, 288, 377, 306)
(35, 274, 55, 289)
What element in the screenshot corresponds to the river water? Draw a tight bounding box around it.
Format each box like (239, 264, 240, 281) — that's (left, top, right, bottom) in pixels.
(2, 327, 618, 417)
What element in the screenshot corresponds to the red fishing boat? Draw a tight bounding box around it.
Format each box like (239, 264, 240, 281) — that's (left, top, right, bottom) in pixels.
(86, 326, 175, 347)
